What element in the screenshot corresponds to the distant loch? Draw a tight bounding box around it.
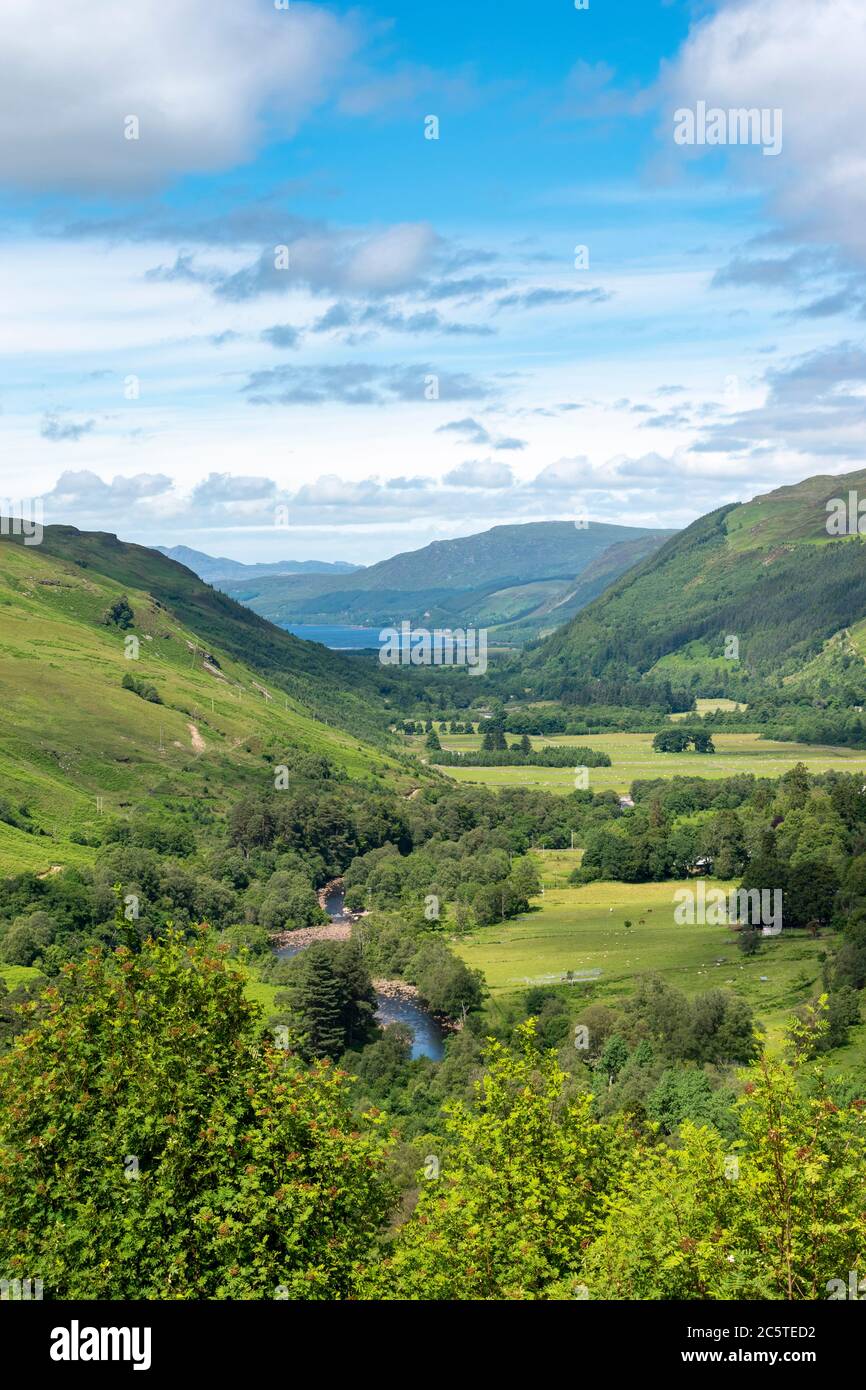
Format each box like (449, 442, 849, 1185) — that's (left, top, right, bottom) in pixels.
(281, 623, 380, 650)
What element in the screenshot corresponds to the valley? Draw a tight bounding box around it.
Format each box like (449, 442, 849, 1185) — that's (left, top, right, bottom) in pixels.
(5, 0, 866, 1325)
(209, 520, 674, 644)
(3, 475, 866, 1303)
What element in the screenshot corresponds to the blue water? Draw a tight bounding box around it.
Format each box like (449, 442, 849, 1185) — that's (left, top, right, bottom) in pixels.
(274, 885, 445, 1061)
(282, 624, 379, 650)
(375, 994, 446, 1062)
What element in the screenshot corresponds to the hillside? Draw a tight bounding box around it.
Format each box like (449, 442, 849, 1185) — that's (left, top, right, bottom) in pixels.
(490, 532, 673, 643)
(1, 526, 384, 737)
(155, 545, 361, 584)
(0, 531, 405, 875)
(524, 467, 866, 697)
(219, 520, 674, 638)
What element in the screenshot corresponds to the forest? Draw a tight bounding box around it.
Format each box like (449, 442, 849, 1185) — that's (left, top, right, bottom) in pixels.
(2, 751, 866, 1300)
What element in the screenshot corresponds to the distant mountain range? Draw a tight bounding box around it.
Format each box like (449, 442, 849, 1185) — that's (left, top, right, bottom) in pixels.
(207, 521, 675, 642)
(154, 545, 361, 585)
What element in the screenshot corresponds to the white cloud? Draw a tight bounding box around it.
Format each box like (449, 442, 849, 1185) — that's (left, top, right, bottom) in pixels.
(443, 458, 514, 488)
(343, 224, 439, 295)
(46, 468, 173, 507)
(0, 0, 359, 191)
(660, 0, 866, 260)
(212, 223, 443, 301)
(532, 456, 595, 490)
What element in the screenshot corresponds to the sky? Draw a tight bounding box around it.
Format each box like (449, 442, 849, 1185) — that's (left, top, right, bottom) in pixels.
(1, 0, 865, 564)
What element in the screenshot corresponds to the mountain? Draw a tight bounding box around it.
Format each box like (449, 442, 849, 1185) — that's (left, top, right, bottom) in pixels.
(154, 545, 362, 584)
(219, 521, 674, 640)
(523, 467, 866, 696)
(0, 526, 403, 875)
(488, 532, 674, 644)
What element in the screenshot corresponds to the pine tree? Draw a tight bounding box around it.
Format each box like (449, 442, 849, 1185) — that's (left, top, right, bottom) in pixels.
(289, 943, 347, 1059)
(481, 721, 507, 752)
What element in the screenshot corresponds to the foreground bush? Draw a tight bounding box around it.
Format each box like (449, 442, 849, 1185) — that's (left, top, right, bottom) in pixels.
(377, 1022, 621, 1300)
(582, 1016, 866, 1299)
(0, 930, 393, 1299)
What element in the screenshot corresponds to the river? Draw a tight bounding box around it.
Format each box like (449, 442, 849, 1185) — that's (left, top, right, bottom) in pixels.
(275, 885, 445, 1061)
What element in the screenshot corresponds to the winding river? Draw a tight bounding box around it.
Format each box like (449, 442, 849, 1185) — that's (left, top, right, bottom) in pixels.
(275, 885, 445, 1062)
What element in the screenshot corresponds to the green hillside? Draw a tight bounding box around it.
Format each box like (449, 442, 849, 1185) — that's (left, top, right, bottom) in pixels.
(220, 520, 674, 637)
(0, 525, 384, 741)
(0, 534, 404, 876)
(491, 531, 673, 643)
(525, 468, 866, 697)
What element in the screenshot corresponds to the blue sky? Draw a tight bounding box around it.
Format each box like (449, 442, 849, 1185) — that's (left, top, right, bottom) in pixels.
(1, 0, 864, 562)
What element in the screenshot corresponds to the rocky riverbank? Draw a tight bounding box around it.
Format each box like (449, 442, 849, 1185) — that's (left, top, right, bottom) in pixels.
(372, 977, 422, 1001)
(317, 876, 345, 912)
(270, 921, 352, 950)
(372, 978, 463, 1033)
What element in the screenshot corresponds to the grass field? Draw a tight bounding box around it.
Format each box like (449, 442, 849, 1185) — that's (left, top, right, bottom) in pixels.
(424, 730, 866, 796)
(670, 697, 746, 719)
(453, 870, 845, 1048)
(0, 962, 41, 991)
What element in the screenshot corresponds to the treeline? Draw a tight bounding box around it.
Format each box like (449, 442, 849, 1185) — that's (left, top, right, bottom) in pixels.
(502, 706, 674, 735)
(529, 675, 694, 713)
(400, 718, 476, 735)
(432, 745, 612, 768)
(2, 934, 863, 1300)
(770, 710, 866, 749)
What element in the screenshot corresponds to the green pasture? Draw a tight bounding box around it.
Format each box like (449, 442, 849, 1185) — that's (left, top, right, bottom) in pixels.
(454, 872, 842, 1046)
(425, 731, 866, 796)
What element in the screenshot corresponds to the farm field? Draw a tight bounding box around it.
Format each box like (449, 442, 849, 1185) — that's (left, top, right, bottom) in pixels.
(453, 872, 842, 1047)
(0, 962, 41, 992)
(426, 730, 866, 796)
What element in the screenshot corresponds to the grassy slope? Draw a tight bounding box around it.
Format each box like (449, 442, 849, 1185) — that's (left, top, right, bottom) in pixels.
(0, 539, 403, 875)
(1, 526, 383, 742)
(525, 466, 866, 683)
